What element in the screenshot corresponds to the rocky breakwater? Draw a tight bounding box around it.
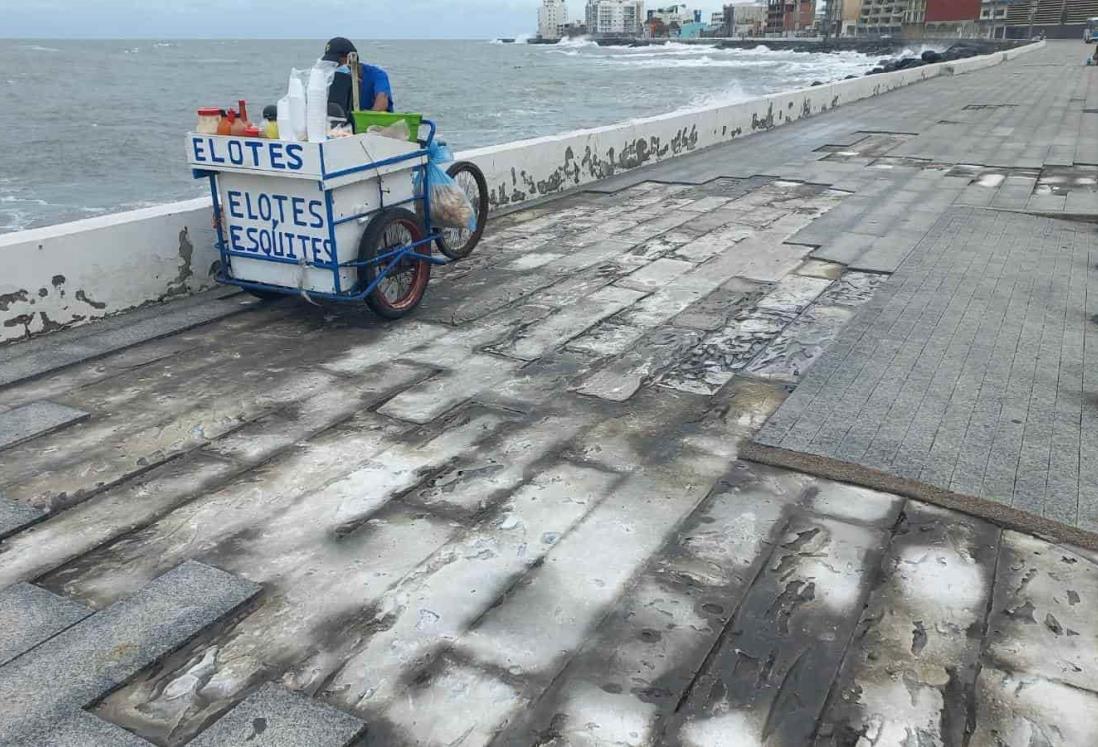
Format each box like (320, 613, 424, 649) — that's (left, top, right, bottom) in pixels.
(865, 41, 992, 76)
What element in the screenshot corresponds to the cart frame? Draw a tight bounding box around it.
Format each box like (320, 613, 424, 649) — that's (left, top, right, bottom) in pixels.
(195, 118, 463, 304)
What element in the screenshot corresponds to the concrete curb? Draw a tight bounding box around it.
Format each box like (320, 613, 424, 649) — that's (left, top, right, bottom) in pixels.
(740, 439, 1098, 552)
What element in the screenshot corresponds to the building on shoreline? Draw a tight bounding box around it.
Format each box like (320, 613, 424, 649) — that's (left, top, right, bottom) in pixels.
(586, 0, 647, 36)
(924, 0, 981, 36)
(855, 0, 926, 36)
(726, 3, 769, 35)
(537, 0, 569, 40)
(1003, 0, 1098, 39)
(766, 0, 817, 34)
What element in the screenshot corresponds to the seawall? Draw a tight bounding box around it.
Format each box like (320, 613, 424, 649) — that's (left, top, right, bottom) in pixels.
(0, 41, 1043, 343)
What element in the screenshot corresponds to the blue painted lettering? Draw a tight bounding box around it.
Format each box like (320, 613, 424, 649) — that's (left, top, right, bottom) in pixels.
(209, 138, 226, 164)
(272, 194, 289, 223)
(258, 194, 272, 222)
(291, 197, 308, 227)
(192, 137, 206, 162)
(308, 200, 325, 229)
(269, 143, 285, 169)
(245, 140, 264, 166)
(228, 224, 244, 251)
(228, 140, 244, 166)
(226, 191, 244, 219)
(285, 144, 304, 170)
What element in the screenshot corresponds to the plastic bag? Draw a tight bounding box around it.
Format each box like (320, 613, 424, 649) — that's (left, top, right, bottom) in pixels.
(420, 141, 476, 232)
(306, 59, 338, 143)
(366, 120, 411, 141)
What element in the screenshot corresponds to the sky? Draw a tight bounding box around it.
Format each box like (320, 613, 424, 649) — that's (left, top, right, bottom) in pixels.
(2, 0, 736, 39)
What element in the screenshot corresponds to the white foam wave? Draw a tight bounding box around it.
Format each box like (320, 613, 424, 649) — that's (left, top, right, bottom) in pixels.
(20, 45, 60, 52)
(555, 36, 598, 48)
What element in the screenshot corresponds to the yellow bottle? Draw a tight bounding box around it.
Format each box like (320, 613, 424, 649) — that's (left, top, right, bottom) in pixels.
(262, 105, 279, 140)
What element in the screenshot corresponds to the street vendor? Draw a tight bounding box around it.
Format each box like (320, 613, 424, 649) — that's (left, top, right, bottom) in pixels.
(323, 37, 395, 115)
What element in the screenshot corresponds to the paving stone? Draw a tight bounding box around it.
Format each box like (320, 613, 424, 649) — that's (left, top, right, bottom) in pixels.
(0, 494, 44, 538)
(817, 503, 999, 747)
(616, 257, 694, 292)
(968, 667, 1098, 747)
(0, 400, 89, 451)
(673, 513, 888, 746)
(0, 583, 91, 667)
(745, 305, 855, 382)
(754, 208, 1098, 536)
(984, 531, 1098, 693)
(189, 683, 366, 746)
(488, 285, 645, 361)
(0, 289, 249, 388)
(0, 561, 260, 745)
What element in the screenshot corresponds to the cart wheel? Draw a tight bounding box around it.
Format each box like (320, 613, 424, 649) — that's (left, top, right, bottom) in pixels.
(436, 161, 489, 261)
(358, 208, 431, 320)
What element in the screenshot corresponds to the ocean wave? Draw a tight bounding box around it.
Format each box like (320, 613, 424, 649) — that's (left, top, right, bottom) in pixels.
(19, 45, 61, 53)
(555, 37, 598, 49)
(606, 56, 787, 69)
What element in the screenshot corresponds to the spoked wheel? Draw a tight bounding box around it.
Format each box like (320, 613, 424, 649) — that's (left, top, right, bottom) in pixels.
(358, 208, 432, 319)
(435, 161, 489, 261)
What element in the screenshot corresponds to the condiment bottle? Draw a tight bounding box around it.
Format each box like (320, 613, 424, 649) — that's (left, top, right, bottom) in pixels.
(238, 99, 253, 129)
(216, 109, 232, 136)
(196, 107, 222, 135)
(229, 110, 247, 137)
(262, 104, 279, 140)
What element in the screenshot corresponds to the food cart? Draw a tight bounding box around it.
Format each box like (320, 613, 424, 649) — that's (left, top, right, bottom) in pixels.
(187, 120, 487, 318)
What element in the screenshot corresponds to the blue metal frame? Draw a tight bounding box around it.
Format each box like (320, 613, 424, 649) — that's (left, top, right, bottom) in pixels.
(205, 119, 458, 303)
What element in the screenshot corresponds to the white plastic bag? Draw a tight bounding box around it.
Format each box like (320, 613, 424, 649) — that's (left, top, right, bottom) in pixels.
(306, 59, 338, 143)
(287, 69, 308, 141)
(366, 120, 410, 141)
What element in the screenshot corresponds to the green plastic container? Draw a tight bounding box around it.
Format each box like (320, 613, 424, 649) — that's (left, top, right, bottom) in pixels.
(351, 111, 422, 142)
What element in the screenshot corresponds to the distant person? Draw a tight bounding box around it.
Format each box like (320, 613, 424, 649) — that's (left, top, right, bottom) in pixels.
(323, 37, 395, 115)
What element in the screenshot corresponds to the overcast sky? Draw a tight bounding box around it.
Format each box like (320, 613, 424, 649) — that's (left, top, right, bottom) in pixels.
(3, 0, 737, 39)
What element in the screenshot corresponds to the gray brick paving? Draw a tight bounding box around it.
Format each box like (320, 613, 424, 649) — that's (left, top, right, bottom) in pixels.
(756, 208, 1098, 533)
(0, 561, 259, 745)
(0, 583, 90, 667)
(189, 684, 367, 746)
(0, 401, 89, 451)
(0, 493, 43, 538)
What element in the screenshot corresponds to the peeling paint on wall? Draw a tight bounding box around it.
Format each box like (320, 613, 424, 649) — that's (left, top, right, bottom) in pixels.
(0, 43, 1044, 343)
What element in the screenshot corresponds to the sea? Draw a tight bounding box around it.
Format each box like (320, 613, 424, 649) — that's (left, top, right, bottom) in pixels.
(0, 38, 888, 234)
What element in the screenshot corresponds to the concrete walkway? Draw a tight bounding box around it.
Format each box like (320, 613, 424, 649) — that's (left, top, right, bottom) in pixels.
(1, 41, 1097, 746)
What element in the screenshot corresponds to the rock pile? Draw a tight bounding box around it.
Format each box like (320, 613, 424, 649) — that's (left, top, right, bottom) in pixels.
(865, 42, 988, 75)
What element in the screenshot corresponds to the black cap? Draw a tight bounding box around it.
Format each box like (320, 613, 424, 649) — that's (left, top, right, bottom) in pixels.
(322, 37, 357, 62)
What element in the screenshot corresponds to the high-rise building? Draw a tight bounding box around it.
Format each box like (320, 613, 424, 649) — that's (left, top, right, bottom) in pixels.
(856, 0, 925, 36)
(766, 0, 816, 34)
(728, 3, 769, 35)
(587, 0, 647, 35)
(1003, 0, 1098, 40)
(538, 0, 569, 40)
(924, 0, 980, 35)
(819, 0, 864, 35)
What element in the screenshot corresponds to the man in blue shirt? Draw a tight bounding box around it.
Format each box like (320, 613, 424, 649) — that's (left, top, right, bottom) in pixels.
(323, 37, 395, 115)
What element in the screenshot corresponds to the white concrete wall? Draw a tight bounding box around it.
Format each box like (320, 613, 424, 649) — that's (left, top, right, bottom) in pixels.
(0, 42, 1043, 343)
(0, 199, 218, 342)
